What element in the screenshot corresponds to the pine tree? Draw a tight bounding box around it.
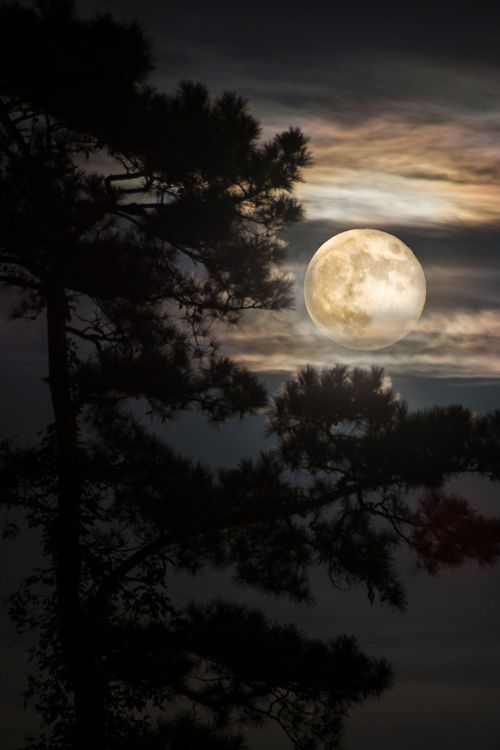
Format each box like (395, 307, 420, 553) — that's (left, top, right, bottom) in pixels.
(2, 3, 500, 749)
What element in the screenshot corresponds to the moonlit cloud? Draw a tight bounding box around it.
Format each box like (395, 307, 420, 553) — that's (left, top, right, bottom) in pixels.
(222, 305, 500, 379)
(295, 115, 500, 226)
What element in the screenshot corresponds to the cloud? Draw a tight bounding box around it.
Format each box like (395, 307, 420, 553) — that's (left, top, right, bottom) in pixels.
(218, 300, 500, 380)
(81, 3, 500, 230)
(284, 219, 500, 271)
(151, 31, 500, 228)
(292, 113, 500, 226)
(214, 220, 500, 380)
(122, 1, 500, 97)
(423, 265, 500, 312)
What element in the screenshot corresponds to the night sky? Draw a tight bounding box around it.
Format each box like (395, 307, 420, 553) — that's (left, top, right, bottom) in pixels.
(2, 1, 500, 748)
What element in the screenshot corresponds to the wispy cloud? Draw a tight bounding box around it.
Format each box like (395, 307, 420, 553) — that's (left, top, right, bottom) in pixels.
(295, 114, 500, 226)
(220, 303, 500, 380)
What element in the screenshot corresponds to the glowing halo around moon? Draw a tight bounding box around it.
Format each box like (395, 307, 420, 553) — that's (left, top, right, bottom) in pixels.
(304, 228, 426, 350)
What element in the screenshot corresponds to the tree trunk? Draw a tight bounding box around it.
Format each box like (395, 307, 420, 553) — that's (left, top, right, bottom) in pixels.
(46, 280, 106, 749)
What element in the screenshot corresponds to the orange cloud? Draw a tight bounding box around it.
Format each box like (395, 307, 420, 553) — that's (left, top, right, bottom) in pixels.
(293, 115, 500, 226)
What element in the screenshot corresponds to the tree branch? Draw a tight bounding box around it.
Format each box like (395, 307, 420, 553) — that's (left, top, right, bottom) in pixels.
(0, 96, 31, 159)
(88, 480, 368, 610)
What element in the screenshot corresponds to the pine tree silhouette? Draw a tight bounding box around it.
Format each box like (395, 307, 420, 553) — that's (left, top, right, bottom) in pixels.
(2, 3, 500, 749)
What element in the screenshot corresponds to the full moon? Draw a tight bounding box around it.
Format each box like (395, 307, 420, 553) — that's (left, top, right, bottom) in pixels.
(304, 228, 426, 350)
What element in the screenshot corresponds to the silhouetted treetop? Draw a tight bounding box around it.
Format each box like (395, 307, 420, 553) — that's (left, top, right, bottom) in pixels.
(1, 0, 310, 334)
(270, 365, 500, 484)
(1, 0, 312, 429)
